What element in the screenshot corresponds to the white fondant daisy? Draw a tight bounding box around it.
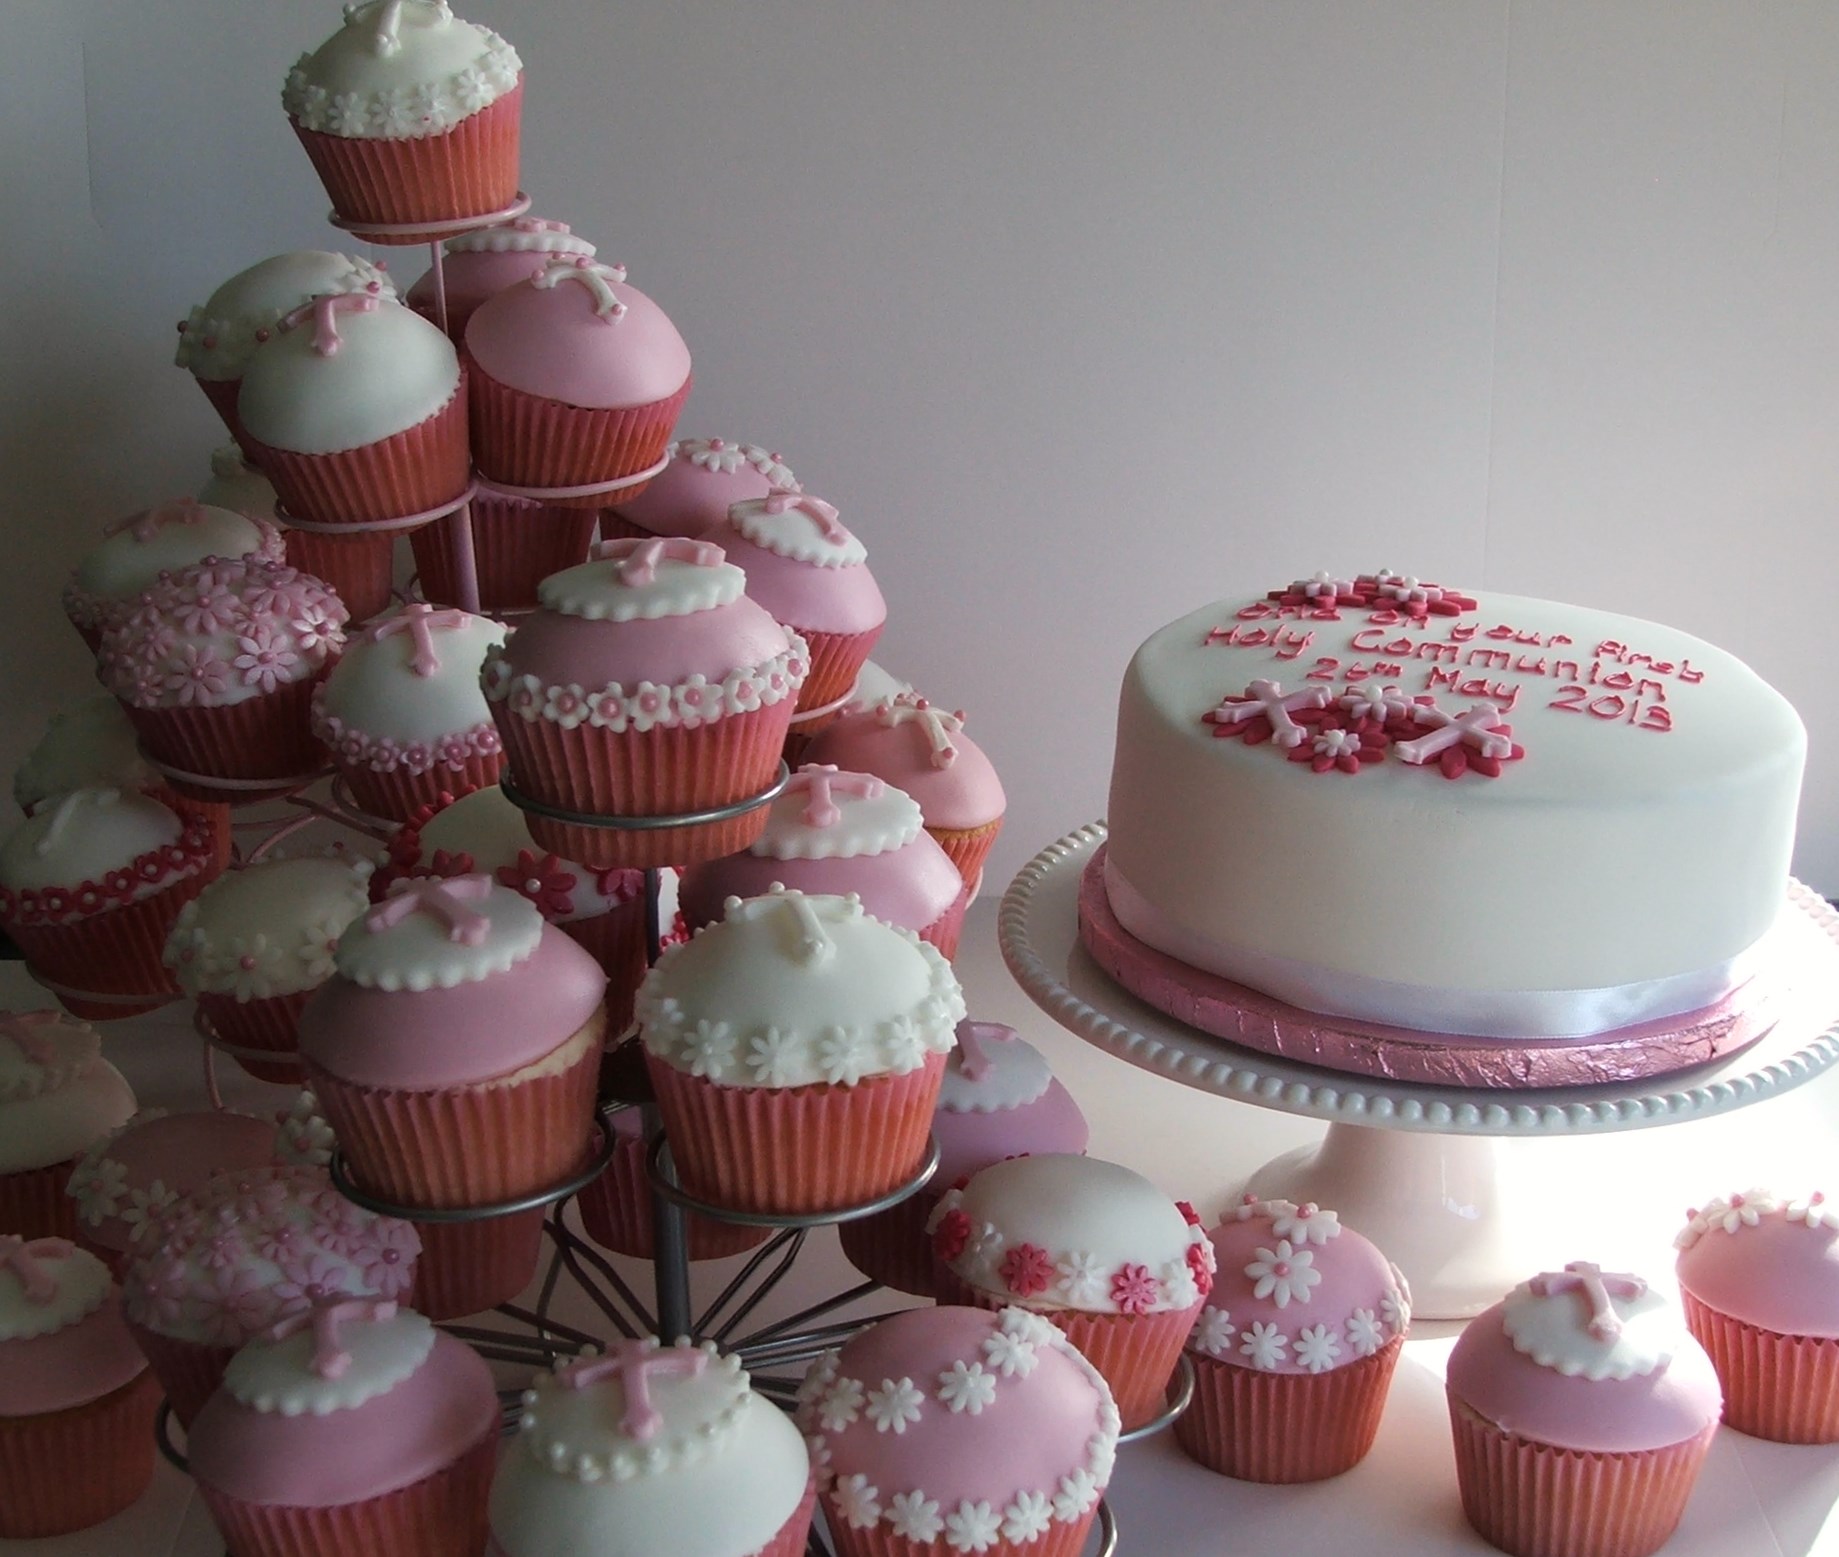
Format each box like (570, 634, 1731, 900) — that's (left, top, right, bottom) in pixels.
(937, 1359, 998, 1415)
(1239, 1320, 1288, 1370)
(944, 1500, 1003, 1553)
(833, 1473, 881, 1530)
(1244, 1240, 1320, 1308)
(864, 1377, 925, 1434)
(1294, 1323, 1343, 1373)
(888, 1491, 944, 1542)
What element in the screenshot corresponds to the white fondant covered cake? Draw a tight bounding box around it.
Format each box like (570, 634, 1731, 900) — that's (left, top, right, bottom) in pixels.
(1097, 572, 1805, 1040)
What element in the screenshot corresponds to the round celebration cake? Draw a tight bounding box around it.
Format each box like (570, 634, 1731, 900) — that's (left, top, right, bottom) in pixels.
(1084, 570, 1807, 1086)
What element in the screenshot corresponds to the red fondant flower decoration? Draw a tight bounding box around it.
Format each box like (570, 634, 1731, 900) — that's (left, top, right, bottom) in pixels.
(1286, 718, 1388, 775)
(1110, 1263, 1161, 1315)
(1396, 698, 1524, 781)
(1176, 1201, 1201, 1227)
(1000, 1242, 1055, 1297)
(425, 848, 476, 879)
(933, 1208, 971, 1263)
(1186, 1241, 1214, 1299)
(498, 849, 577, 918)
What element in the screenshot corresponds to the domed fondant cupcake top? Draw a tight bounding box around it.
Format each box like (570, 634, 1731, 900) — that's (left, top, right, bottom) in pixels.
(164, 854, 375, 1001)
(0, 789, 214, 922)
(931, 1154, 1215, 1316)
(608, 437, 799, 539)
(283, 0, 521, 140)
(804, 693, 1005, 833)
(931, 1021, 1089, 1185)
(638, 888, 965, 1089)
(13, 696, 157, 814)
(797, 1306, 1119, 1549)
(0, 1010, 136, 1175)
(175, 252, 393, 382)
(198, 446, 278, 519)
(1188, 1196, 1409, 1375)
(1675, 1189, 1839, 1338)
(710, 490, 885, 628)
(122, 1165, 419, 1348)
(843, 660, 914, 716)
(63, 499, 286, 642)
(492, 1337, 812, 1557)
(0, 1239, 148, 1417)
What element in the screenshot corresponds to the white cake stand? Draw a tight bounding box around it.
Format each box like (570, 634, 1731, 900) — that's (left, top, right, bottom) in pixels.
(999, 822, 1839, 1318)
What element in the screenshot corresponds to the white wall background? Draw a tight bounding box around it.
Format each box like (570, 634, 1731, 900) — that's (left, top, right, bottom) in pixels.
(4, 1, 1836, 893)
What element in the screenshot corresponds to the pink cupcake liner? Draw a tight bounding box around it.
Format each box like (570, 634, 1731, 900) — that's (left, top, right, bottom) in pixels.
(123, 672, 329, 797)
(823, 1492, 1095, 1557)
(239, 384, 471, 527)
(0, 1155, 83, 1243)
(792, 625, 883, 713)
(1681, 1289, 1839, 1443)
(836, 1188, 946, 1297)
(124, 1320, 238, 1429)
(1448, 1396, 1715, 1557)
(284, 526, 398, 625)
(154, 786, 235, 869)
(642, 1050, 946, 1218)
(465, 359, 690, 509)
(290, 83, 524, 244)
(0, 1369, 160, 1539)
(556, 901, 649, 1037)
(920, 884, 970, 963)
(928, 819, 1002, 893)
(410, 1210, 549, 1320)
(338, 751, 508, 827)
(7, 872, 214, 1020)
(410, 493, 597, 613)
(197, 988, 313, 1085)
(306, 1026, 601, 1209)
(1174, 1335, 1403, 1482)
(199, 1421, 499, 1557)
(194, 375, 246, 449)
(576, 1132, 772, 1262)
(497, 700, 796, 870)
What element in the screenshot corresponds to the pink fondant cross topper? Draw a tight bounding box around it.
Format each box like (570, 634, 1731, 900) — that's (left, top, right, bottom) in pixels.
(558, 1340, 708, 1441)
(279, 292, 380, 356)
(1204, 680, 1331, 749)
(877, 695, 965, 769)
(1393, 701, 1513, 767)
(0, 1236, 74, 1305)
(366, 873, 495, 946)
(1529, 1261, 1646, 1341)
(0, 1010, 66, 1068)
(592, 535, 727, 587)
(785, 764, 884, 828)
(265, 1296, 399, 1380)
(953, 1018, 1016, 1082)
(103, 497, 208, 544)
(366, 602, 472, 678)
(761, 487, 851, 546)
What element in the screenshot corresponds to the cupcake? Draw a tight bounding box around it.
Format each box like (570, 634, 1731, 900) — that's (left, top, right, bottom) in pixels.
(603, 436, 799, 542)
(121, 1164, 420, 1426)
(803, 693, 1005, 891)
(0, 1238, 159, 1538)
(482, 536, 809, 869)
(1676, 1188, 1839, 1442)
(188, 1298, 500, 1557)
(312, 603, 507, 820)
(163, 853, 376, 1081)
(412, 486, 599, 614)
(62, 496, 286, 652)
(14, 693, 159, 812)
(98, 557, 347, 798)
(377, 785, 648, 1033)
(842, 660, 914, 716)
(1176, 1196, 1410, 1482)
(66, 1109, 281, 1275)
(174, 250, 392, 439)
(406, 213, 595, 338)
(702, 489, 885, 712)
(283, 0, 523, 244)
(678, 764, 969, 959)
(463, 258, 691, 506)
(636, 887, 964, 1216)
(1446, 1261, 1721, 1557)
(0, 1010, 135, 1241)
(797, 1305, 1119, 1557)
(490, 1337, 815, 1557)
(838, 1019, 1088, 1297)
(0, 788, 220, 1018)
(198, 443, 279, 520)
(930, 1153, 1214, 1430)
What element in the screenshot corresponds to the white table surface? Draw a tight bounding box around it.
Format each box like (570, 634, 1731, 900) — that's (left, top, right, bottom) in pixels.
(8, 893, 1839, 1557)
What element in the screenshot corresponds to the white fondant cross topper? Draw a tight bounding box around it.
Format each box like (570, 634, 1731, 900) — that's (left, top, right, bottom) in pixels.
(1529, 1261, 1647, 1341)
(34, 787, 120, 858)
(591, 535, 727, 587)
(533, 257, 632, 320)
(953, 1018, 1016, 1083)
(366, 602, 471, 678)
(1206, 680, 1331, 749)
(279, 292, 380, 357)
(265, 1295, 400, 1380)
(104, 497, 207, 544)
(0, 1010, 65, 1068)
(510, 215, 570, 235)
(725, 886, 842, 965)
(1395, 701, 1513, 766)
(761, 487, 852, 546)
(877, 695, 965, 769)
(0, 1235, 73, 1304)
(366, 873, 494, 946)
(785, 764, 884, 829)
(559, 1340, 708, 1441)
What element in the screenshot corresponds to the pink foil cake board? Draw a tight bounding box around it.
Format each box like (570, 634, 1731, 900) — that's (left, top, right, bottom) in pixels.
(1078, 844, 1789, 1089)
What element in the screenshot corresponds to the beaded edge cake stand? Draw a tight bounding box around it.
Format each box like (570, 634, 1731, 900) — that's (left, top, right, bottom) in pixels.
(999, 821, 1839, 1319)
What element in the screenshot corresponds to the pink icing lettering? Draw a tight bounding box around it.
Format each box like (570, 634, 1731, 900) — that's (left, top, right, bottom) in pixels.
(784, 764, 884, 828)
(0, 1236, 74, 1304)
(1465, 648, 1512, 671)
(1305, 657, 1341, 682)
(1414, 641, 1459, 664)
(761, 488, 851, 545)
(1641, 705, 1673, 733)
(1513, 656, 1547, 675)
(1678, 660, 1704, 684)
(591, 535, 727, 587)
(1588, 694, 1627, 720)
(1350, 628, 1387, 652)
(954, 1020, 1016, 1082)
(1549, 686, 1587, 714)
(1552, 661, 1581, 683)
(264, 1296, 400, 1380)
(1395, 701, 1513, 766)
(104, 497, 208, 544)
(1427, 666, 1459, 694)
(278, 292, 380, 356)
(365, 602, 471, 678)
(559, 1342, 708, 1440)
(1448, 623, 1477, 643)
(1387, 637, 1420, 657)
(1274, 628, 1315, 660)
(1528, 1261, 1646, 1340)
(365, 874, 494, 946)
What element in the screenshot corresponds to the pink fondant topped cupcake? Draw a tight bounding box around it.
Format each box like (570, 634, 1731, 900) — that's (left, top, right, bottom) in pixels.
(604, 436, 799, 541)
(406, 214, 595, 338)
(482, 535, 808, 867)
(702, 489, 885, 712)
(312, 603, 507, 820)
(189, 1297, 501, 1557)
(463, 258, 691, 506)
(796, 1305, 1119, 1557)
(803, 693, 1005, 889)
(284, 0, 523, 243)
(679, 764, 968, 958)
(1676, 1188, 1839, 1442)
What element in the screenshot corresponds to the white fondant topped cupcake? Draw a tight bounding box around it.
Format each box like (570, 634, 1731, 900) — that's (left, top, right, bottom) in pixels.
(175, 252, 394, 382)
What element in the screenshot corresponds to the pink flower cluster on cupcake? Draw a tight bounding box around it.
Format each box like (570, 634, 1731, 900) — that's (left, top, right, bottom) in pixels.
(604, 436, 799, 542)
